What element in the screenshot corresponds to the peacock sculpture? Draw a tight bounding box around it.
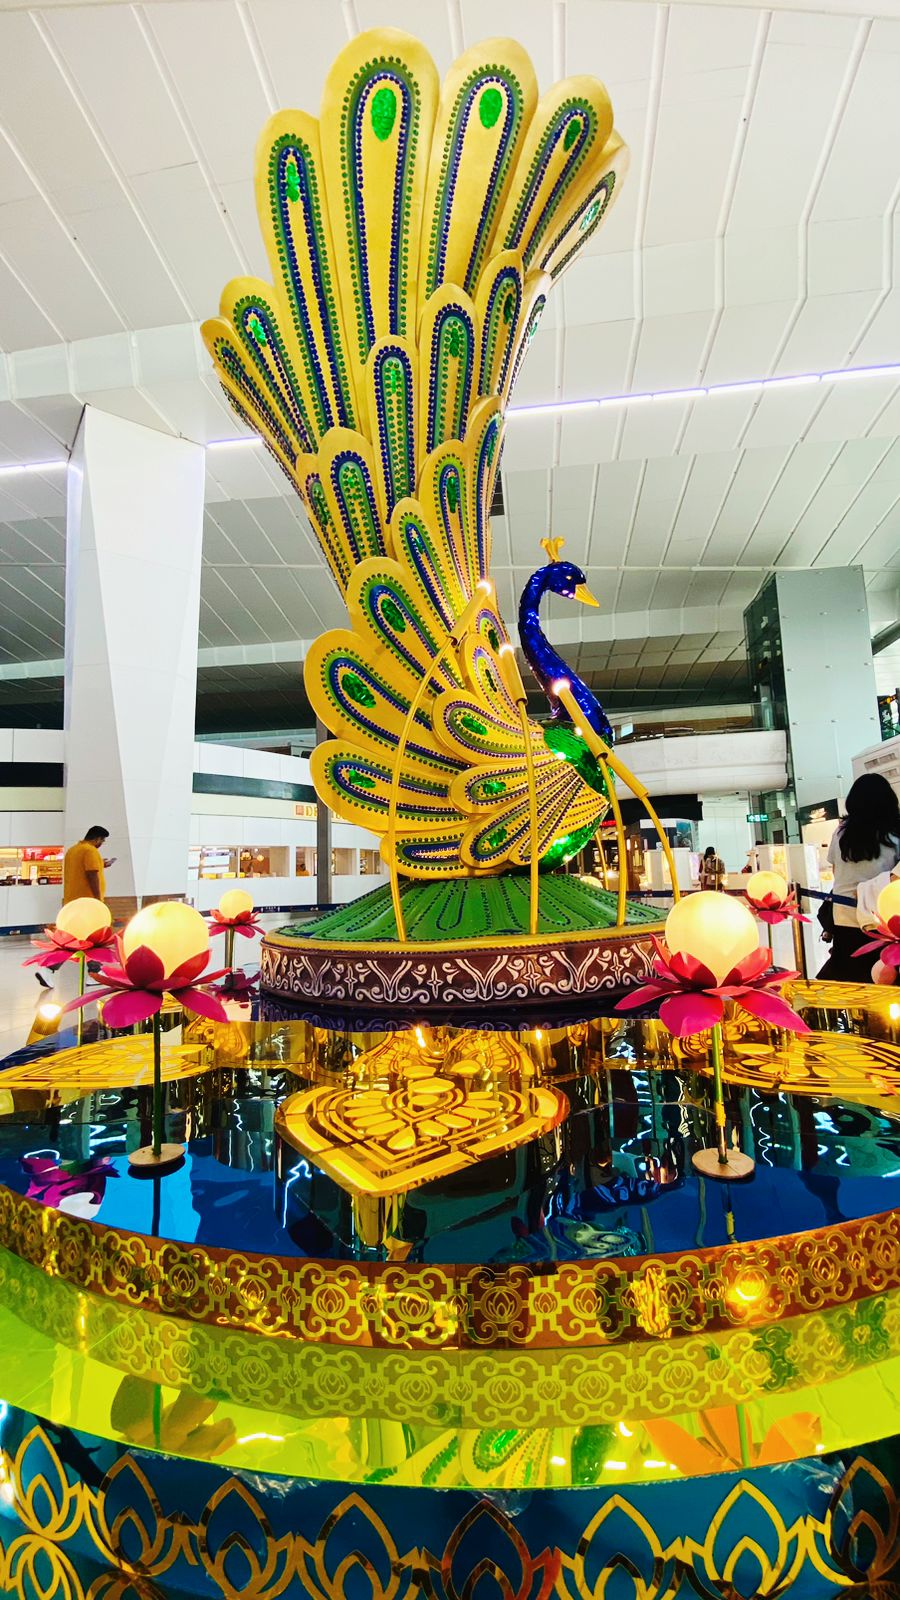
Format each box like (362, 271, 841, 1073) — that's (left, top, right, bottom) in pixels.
(203, 28, 630, 894)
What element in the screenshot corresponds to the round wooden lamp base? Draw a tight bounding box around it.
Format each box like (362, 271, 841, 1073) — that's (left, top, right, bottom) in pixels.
(129, 1143, 185, 1173)
(692, 1147, 756, 1181)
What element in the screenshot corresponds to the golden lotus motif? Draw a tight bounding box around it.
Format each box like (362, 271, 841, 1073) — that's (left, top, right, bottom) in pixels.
(276, 1028, 567, 1197)
(0, 1034, 208, 1098)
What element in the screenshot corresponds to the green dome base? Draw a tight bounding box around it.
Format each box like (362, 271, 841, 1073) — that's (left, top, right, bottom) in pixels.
(262, 875, 664, 1018)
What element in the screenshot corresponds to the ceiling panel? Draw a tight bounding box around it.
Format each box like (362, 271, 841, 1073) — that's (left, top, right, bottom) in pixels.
(0, 0, 895, 716)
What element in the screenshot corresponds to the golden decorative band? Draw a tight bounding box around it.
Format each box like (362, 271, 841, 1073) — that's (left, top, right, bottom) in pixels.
(2, 1182, 899, 1350)
(0, 1418, 895, 1599)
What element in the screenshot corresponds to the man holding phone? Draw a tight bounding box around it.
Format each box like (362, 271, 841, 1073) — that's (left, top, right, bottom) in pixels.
(63, 826, 115, 903)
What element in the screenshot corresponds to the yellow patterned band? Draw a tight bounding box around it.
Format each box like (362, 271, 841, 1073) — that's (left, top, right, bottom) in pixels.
(0, 1244, 897, 1490)
(1, 1181, 898, 1351)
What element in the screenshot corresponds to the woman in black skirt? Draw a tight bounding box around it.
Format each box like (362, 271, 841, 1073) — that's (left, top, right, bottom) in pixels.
(818, 773, 900, 981)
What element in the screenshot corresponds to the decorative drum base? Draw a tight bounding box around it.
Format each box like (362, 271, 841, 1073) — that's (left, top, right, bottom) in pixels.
(260, 875, 664, 1016)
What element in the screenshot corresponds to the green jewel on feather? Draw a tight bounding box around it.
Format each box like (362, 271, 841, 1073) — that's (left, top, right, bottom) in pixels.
(479, 86, 503, 129)
(487, 625, 500, 651)
(348, 768, 375, 789)
(488, 826, 507, 849)
(343, 672, 376, 709)
(370, 86, 397, 141)
(461, 712, 487, 736)
(446, 321, 463, 358)
(446, 475, 459, 512)
(580, 199, 601, 233)
(285, 161, 301, 203)
(481, 778, 506, 797)
(502, 293, 515, 324)
(381, 596, 406, 632)
(247, 312, 267, 346)
(564, 116, 582, 150)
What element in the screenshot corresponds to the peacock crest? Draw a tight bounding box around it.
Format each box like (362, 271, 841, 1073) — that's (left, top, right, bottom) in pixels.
(203, 28, 628, 879)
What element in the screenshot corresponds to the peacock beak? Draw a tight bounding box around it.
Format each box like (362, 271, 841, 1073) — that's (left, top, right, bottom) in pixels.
(574, 582, 600, 608)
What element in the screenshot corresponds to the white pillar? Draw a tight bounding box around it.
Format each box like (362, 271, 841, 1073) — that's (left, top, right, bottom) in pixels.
(64, 406, 205, 902)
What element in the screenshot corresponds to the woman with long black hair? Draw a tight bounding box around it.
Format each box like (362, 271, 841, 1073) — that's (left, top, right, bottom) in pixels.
(818, 773, 900, 981)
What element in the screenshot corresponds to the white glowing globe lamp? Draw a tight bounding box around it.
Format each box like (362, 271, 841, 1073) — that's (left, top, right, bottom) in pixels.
(877, 880, 900, 928)
(218, 888, 254, 920)
(123, 901, 209, 979)
(745, 870, 788, 906)
(56, 898, 112, 942)
(665, 892, 759, 986)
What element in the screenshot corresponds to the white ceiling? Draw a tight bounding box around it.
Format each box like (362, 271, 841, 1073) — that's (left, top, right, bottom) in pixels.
(0, 0, 899, 713)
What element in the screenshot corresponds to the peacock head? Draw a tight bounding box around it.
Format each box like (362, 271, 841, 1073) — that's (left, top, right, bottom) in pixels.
(539, 538, 599, 608)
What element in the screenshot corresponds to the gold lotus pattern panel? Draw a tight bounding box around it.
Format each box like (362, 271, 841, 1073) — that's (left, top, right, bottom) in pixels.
(0, 1419, 898, 1600)
(276, 1028, 568, 1195)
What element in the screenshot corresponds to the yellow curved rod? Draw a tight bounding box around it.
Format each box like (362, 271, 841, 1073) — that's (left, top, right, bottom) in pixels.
(499, 644, 540, 937)
(598, 756, 629, 926)
(553, 681, 681, 923)
(387, 583, 492, 941)
(595, 830, 609, 889)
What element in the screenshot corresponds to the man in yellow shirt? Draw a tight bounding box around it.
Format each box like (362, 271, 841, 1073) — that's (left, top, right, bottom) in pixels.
(63, 826, 110, 903)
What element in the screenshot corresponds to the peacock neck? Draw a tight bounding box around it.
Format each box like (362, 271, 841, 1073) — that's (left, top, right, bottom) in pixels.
(518, 568, 613, 740)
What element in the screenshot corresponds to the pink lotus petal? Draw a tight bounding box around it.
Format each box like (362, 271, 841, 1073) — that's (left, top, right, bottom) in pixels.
(173, 985, 228, 1022)
(728, 947, 771, 984)
(94, 963, 131, 987)
(124, 945, 166, 988)
(235, 922, 258, 938)
(651, 956, 681, 985)
(62, 987, 117, 1013)
(664, 950, 717, 988)
(615, 983, 675, 1012)
(167, 950, 210, 988)
(753, 968, 801, 989)
(736, 988, 810, 1033)
(854, 938, 887, 959)
(882, 944, 900, 967)
(887, 915, 900, 939)
(659, 990, 724, 1035)
(202, 966, 230, 984)
(102, 989, 162, 1029)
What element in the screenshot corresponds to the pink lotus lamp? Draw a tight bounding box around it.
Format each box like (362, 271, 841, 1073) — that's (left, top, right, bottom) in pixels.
(66, 901, 228, 1171)
(24, 899, 118, 1045)
(208, 887, 263, 969)
(617, 892, 810, 1181)
(744, 870, 808, 929)
(855, 879, 900, 985)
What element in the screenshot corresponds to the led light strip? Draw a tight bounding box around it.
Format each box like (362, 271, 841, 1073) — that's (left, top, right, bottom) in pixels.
(1, 363, 897, 472)
(505, 362, 900, 418)
(203, 361, 900, 445)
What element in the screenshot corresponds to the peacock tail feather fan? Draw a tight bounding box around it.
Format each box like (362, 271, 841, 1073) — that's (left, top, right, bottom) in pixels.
(203, 29, 628, 879)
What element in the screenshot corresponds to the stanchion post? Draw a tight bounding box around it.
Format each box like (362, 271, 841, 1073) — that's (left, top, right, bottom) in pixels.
(791, 884, 808, 978)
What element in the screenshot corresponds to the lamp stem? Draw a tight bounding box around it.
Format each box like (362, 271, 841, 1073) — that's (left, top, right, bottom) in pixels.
(224, 926, 235, 971)
(152, 1010, 163, 1160)
(710, 1020, 728, 1166)
(76, 951, 85, 1047)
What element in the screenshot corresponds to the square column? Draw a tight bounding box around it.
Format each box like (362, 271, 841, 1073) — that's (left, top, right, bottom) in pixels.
(745, 567, 880, 817)
(64, 406, 205, 902)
